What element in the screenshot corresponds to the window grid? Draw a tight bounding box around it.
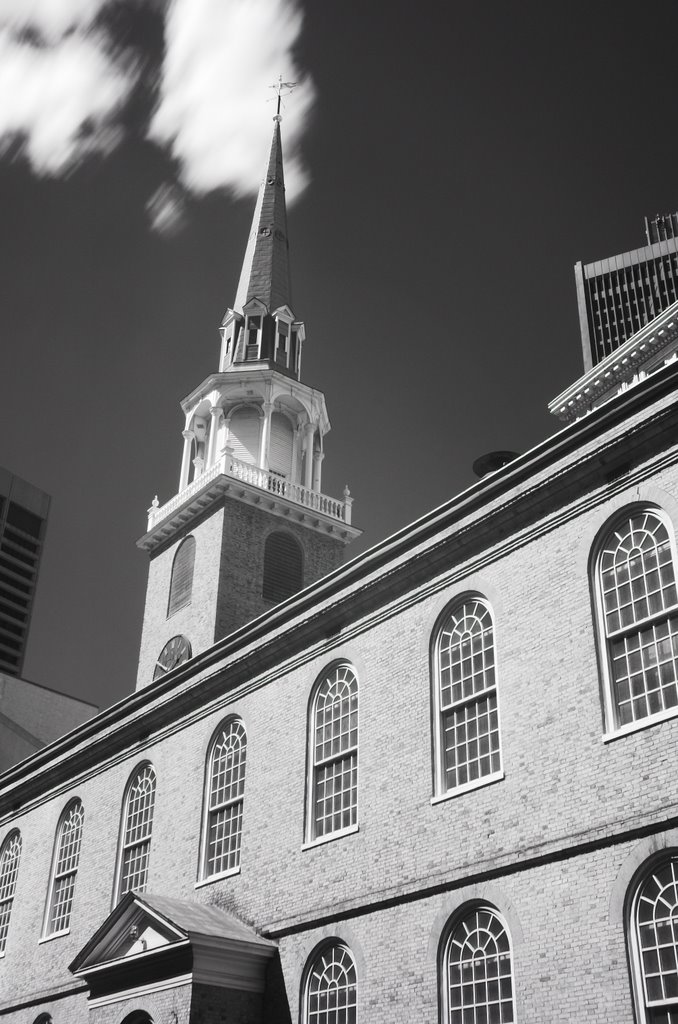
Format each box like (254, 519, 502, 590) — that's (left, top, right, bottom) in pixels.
(312, 666, 358, 840)
(0, 832, 21, 954)
(205, 720, 247, 877)
(306, 944, 357, 1024)
(438, 601, 501, 791)
(46, 801, 84, 934)
(600, 512, 678, 727)
(118, 765, 156, 898)
(445, 908, 514, 1024)
(636, 859, 678, 1015)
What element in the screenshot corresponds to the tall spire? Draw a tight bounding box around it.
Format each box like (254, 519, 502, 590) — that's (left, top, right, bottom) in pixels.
(233, 117, 293, 314)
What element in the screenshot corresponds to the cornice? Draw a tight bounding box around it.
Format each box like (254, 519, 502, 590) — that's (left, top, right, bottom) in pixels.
(549, 299, 678, 422)
(3, 364, 678, 817)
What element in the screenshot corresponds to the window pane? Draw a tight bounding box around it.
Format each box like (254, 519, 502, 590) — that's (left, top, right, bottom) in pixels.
(119, 766, 156, 897)
(306, 944, 357, 1024)
(312, 666, 358, 839)
(446, 909, 514, 1024)
(205, 720, 247, 876)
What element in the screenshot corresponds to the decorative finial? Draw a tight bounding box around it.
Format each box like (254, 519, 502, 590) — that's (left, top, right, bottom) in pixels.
(269, 74, 297, 121)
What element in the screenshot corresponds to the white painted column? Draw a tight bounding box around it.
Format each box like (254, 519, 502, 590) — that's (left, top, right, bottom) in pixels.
(312, 450, 324, 493)
(179, 429, 194, 491)
(207, 405, 222, 468)
(259, 402, 273, 470)
(303, 424, 314, 490)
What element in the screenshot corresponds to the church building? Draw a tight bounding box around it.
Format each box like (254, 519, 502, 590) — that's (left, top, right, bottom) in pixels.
(2, 113, 678, 1024)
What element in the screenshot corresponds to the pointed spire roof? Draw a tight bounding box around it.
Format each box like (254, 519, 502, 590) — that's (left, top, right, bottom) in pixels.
(233, 118, 293, 314)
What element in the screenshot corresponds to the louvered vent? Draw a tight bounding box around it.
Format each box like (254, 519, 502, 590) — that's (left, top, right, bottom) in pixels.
(167, 536, 196, 616)
(263, 531, 303, 602)
(229, 406, 260, 464)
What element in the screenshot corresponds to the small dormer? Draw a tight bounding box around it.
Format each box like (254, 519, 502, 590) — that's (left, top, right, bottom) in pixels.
(219, 309, 243, 371)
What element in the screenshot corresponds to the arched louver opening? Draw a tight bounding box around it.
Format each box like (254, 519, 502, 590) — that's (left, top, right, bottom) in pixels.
(167, 537, 196, 617)
(269, 411, 294, 480)
(229, 406, 261, 465)
(263, 531, 303, 603)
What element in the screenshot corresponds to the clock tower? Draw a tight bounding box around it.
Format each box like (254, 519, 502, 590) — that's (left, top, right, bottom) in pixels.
(135, 115, 360, 690)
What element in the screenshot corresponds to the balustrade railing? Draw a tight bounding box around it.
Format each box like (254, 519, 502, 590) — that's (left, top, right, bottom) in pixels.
(148, 452, 352, 530)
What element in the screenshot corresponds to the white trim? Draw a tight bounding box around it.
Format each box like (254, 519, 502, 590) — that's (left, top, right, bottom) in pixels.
(603, 705, 678, 742)
(430, 770, 505, 804)
(301, 824, 359, 851)
(194, 865, 241, 889)
(87, 974, 192, 1008)
(38, 929, 69, 944)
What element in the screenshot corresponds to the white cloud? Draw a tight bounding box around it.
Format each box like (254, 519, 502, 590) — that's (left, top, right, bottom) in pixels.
(0, 27, 136, 175)
(149, 0, 316, 204)
(0, 0, 108, 39)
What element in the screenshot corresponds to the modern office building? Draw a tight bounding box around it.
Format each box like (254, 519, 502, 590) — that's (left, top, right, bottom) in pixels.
(3, 119, 678, 1023)
(575, 210, 678, 370)
(0, 469, 50, 677)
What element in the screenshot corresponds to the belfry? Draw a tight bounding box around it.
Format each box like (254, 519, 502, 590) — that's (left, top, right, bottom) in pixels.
(135, 113, 360, 689)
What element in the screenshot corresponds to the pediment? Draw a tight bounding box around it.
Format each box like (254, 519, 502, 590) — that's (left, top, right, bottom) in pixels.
(69, 892, 276, 1000)
(69, 892, 187, 974)
(242, 297, 268, 315)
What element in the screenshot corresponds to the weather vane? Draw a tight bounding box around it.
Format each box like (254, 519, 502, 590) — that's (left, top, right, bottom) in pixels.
(269, 74, 297, 120)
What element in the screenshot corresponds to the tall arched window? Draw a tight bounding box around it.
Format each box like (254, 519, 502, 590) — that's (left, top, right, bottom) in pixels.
(167, 536, 196, 616)
(200, 719, 247, 880)
(115, 764, 156, 902)
(442, 906, 514, 1024)
(433, 597, 501, 796)
(629, 855, 678, 1022)
(0, 830, 21, 955)
(44, 799, 84, 936)
(263, 531, 303, 603)
(596, 508, 678, 731)
(308, 664, 358, 843)
(304, 942, 357, 1024)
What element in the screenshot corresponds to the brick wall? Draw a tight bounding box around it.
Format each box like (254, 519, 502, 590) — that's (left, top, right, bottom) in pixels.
(137, 496, 344, 689)
(4, 409, 678, 1019)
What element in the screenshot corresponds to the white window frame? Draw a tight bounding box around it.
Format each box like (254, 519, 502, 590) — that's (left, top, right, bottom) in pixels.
(594, 507, 678, 739)
(431, 596, 504, 802)
(304, 664, 359, 848)
(42, 799, 84, 938)
(628, 854, 678, 1023)
(0, 830, 21, 957)
(113, 763, 156, 905)
(303, 942, 357, 1024)
(441, 905, 515, 1024)
(197, 718, 247, 884)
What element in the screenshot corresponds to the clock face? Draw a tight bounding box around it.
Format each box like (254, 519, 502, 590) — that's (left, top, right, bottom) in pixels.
(153, 635, 192, 680)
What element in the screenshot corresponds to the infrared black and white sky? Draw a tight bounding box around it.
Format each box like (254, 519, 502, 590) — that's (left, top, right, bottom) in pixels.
(1, 0, 677, 709)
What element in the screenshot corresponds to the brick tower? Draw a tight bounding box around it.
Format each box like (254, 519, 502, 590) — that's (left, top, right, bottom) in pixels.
(135, 115, 360, 690)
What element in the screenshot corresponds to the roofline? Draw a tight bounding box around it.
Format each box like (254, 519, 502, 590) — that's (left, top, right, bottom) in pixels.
(3, 359, 678, 798)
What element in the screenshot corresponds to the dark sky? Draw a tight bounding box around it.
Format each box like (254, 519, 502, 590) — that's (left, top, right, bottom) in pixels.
(2, 0, 677, 710)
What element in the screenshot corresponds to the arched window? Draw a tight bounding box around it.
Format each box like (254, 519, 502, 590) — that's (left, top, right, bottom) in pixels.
(263, 531, 303, 603)
(596, 508, 678, 731)
(115, 764, 156, 902)
(598, 507, 678, 733)
(33, 1015, 53, 1024)
(433, 597, 501, 796)
(629, 854, 678, 1022)
(308, 664, 358, 842)
(120, 1013, 153, 1024)
(304, 942, 357, 1024)
(200, 719, 247, 880)
(167, 537, 196, 616)
(441, 906, 514, 1023)
(0, 830, 21, 955)
(44, 799, 84, 936)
